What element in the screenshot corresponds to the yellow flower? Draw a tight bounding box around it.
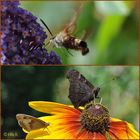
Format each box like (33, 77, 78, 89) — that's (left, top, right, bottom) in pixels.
(24, 101, 139, 139)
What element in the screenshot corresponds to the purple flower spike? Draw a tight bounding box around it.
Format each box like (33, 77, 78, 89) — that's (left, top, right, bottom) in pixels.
(1, 0, 62, 64)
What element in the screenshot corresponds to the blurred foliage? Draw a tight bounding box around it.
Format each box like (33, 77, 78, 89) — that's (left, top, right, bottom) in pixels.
(1, 66, 139, 139)
(19, 1, 138, 64)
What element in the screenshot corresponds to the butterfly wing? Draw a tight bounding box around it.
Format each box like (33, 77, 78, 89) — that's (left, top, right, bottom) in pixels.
(66, 69, 100, 108)
(68, 80, 92, 108)
(16, 114, 49, 132)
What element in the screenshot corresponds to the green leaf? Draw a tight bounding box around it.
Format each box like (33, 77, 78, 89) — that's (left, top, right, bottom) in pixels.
(96, 15, 126, 52)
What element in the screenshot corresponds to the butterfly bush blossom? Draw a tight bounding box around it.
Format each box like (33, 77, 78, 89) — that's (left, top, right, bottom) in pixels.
(1, 1, 61, 64)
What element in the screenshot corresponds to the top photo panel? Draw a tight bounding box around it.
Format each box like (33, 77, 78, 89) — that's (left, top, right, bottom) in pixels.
(1, 1, 138, 65)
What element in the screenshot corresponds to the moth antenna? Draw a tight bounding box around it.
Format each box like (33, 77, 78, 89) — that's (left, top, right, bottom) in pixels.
(40, 18, 54, 37)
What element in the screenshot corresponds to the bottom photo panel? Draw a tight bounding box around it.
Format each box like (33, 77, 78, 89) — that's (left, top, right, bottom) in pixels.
(1, 66, 139, 139)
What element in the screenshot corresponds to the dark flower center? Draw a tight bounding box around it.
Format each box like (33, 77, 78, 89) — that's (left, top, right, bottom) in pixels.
(80, 103, 110, 134)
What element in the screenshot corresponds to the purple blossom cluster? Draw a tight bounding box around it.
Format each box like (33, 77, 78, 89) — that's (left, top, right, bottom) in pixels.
(1, 1, 61, 64)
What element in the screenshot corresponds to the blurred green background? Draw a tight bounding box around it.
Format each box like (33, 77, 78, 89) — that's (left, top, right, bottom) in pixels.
(19, 1, 138, 64)
(1, 66, 139, 139)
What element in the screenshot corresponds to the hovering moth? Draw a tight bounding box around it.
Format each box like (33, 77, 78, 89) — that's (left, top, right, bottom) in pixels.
(16, 114, 49, 132)
(66, 69, 100, 109)
(40, 5, 90, 55)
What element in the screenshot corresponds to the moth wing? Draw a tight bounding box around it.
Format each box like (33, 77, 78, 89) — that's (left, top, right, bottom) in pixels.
(16, 114, 49, 132)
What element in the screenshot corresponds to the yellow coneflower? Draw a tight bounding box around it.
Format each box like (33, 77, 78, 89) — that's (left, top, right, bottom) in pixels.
(23, 101, 139, 139)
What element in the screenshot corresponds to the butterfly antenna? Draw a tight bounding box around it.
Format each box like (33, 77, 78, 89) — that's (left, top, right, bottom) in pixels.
(99, 76, 119, 88)
(40, 18, 54, 37)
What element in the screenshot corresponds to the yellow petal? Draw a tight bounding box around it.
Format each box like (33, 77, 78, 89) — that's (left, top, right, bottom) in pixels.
(26, 102, 139, 139)
(26, 129, 49, 139)
(109, 118, 139, 139)
(29, 101, 80, 115)
(26, 114, 82, 139)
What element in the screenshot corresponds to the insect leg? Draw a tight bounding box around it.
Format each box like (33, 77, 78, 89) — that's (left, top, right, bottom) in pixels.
(56, 48, 67, 57)
(99, 97, 102, 104)
(93, 93, 96, 104)
(65, 48, 73, 56)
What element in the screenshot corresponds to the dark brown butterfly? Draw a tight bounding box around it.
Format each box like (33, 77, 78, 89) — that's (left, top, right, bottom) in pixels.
(66, 69, 100, 109)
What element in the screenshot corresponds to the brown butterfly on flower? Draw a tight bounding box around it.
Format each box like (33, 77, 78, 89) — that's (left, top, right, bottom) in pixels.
(16, 114, 49, 132)
(40, 4, 90, 55)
